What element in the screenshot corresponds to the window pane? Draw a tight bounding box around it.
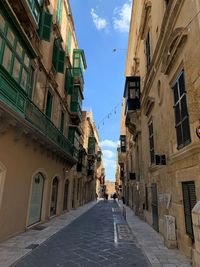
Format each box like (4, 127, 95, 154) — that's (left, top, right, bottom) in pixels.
(33, 4, 40, 23)
(2, 45, 12, 72)
(24, 54, 30, 68)
(175, 104, 181, 124)
(16, 42, 23, 58)
(181, 95, 188, 119)
(182, 118, 191, 144)
(74, 58, 79, 68)
(0, 36, 2, 51)
(176, 125, 183, 148)
(13, 57, 21, 81)
(21, 68, 28, 89)
(0, 13, 5, 32)
(173, 83, 179, 103)
(7, 28, 15, 46)
(179, 72, 185, 96)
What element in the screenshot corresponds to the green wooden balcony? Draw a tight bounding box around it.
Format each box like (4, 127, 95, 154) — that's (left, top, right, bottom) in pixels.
(72, 67, 84, 87)
(88, 136, 96, 155)
(0, 66, 78, 162)
(70, 101, 82, 122)
(72, 49, 87, 88)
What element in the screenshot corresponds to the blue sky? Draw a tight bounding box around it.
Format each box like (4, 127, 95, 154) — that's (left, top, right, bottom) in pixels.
(70, 0, 132, 181)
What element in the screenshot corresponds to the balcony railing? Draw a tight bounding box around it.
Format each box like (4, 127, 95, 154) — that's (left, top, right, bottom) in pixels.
(25, 101, 77, 160)
(0, 66, 78, 161)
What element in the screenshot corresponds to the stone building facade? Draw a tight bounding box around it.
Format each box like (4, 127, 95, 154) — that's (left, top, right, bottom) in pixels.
(118, 0, 200, 264)
(0, 0, 101, 242)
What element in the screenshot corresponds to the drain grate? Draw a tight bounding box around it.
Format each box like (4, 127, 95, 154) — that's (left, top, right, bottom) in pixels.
(25, 243, 39, 250)
(32, 225, 47, 231)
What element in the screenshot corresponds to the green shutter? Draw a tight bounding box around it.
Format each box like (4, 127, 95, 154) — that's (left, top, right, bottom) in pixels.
(56, 0, 62, 25)
(57, 49, 65, 73)
(46, 91, 53, 118)
(52, 40, 59, 70)
(60, 111, 64, 133)
(52, 40, 65, 73)
(88, 136, 96, 154)
(68, 127, 75, 143)
(38, 11, 52, 42)
(65, 68, 73, 94)
(67, 29, 71, 55)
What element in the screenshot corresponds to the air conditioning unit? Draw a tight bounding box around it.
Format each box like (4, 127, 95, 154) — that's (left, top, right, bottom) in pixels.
(155, 155, 166, 165)
(129, 173, 136, 180)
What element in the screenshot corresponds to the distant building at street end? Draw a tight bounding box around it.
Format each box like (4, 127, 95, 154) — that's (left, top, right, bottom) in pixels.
(105, 181, 115, 198)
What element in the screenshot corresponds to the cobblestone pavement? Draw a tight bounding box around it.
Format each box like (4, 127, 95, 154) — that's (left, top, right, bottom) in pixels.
(0, 201, 97, 267)
(118, 201, 192, 267)
(11, 201, 150, 267)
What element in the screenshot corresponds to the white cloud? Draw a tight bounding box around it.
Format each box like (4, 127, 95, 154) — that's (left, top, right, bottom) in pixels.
(113, 0, 132, 33)
(102, 150, 114, 159)
(100, 139, 119, 148)
(103, 159, 116, 169)
(91, 8, 108, 30)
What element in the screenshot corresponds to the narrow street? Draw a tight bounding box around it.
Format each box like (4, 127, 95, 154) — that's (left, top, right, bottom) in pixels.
(11, 201, 150, 267)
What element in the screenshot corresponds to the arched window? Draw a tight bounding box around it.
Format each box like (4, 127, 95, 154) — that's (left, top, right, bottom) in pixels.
(28, 172, 44, 226)
(50, 177, 59, 216)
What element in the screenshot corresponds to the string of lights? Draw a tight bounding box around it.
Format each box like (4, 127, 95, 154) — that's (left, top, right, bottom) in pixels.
(97, 100, 122, 130)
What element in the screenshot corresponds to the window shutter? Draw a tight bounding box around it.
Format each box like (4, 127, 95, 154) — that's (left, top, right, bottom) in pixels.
(52, 41, 59, 70)
(38, 11, 52, 42)
(56, 0, 62, 25)
(67, 29, 72, 55)
(65, 68, 73, 94)
(88, 136, 95, 154)
(57, 49, 65, 73)
(52, 40, 65, 73)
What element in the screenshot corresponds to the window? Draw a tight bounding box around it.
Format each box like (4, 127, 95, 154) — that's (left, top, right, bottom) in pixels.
(0, 13, 5, 32)
(148, 120, 155, 164)
(27, 0, 42, 24)
(13, 57, 21, 82)
(182, 181, 197, 238)
(56, 0, 62, 26)
(52, 39, 65, 73)
(2, 45, 12, 71)
(60, 110, 64, 133)
(38, 11, 53, 42)
(21, 68, 28, 89)
(64, 68, 73, 94)
(172, 70, 191, 149)
(0, 12, 32, 93)
(146, 32, 151, 67)
(67, 29, 71, 55)
(45, 91, 53, 118)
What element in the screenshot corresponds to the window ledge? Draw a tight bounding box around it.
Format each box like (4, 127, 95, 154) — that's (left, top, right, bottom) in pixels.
(148, 164, 164, 172)
(169, 142, 200, 164)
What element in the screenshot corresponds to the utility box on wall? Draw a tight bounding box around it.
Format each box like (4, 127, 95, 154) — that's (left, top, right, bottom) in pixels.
(163, 215, 177, 249)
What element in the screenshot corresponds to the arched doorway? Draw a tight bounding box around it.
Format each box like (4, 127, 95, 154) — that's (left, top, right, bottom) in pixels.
(63, 179, 69, 211)
(50, 177, 59, 216)
(28, 172, 44, 226)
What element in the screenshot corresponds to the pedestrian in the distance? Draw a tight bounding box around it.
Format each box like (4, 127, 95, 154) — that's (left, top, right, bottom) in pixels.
(113, 192, 117, 201)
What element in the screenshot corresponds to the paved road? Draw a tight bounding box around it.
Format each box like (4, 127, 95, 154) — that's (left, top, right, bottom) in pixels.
(12, 201, 150, 267)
